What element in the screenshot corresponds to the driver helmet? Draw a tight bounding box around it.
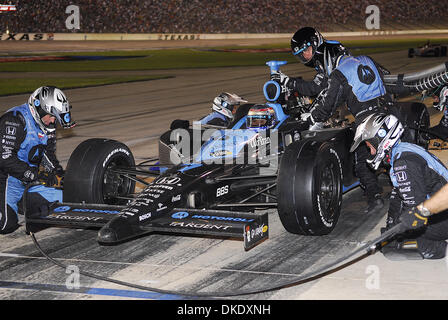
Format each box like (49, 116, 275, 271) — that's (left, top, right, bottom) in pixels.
(246, 104, 277, 129)
(28, 86, 76, 134)
(350, 113, 404, 170)
(212, 92, 247, 121)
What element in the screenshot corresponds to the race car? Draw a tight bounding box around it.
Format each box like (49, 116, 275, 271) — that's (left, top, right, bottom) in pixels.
(25, 61, 430, 250)
(408, 41, 448, 58)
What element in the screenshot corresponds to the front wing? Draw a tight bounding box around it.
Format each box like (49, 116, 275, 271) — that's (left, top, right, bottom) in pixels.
(25, 203, 269, 250)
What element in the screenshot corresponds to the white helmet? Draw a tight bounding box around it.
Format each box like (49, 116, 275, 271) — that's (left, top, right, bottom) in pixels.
(350, 113, 404, 170)
(28, 86, 76, 134)
(212, 92, 247, 121)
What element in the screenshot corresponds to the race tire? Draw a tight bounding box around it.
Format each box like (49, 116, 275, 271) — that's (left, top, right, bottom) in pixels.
(64, 138, 135, 205)
(277, 140, 343, 235)
(408, 48, 414, 58)
(396, 102, 430, 148)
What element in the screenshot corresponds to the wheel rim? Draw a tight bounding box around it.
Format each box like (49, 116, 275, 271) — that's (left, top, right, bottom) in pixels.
(318, 161, 339, 223)
(417, 110, 430, 146)
(102, 157, 135, 205)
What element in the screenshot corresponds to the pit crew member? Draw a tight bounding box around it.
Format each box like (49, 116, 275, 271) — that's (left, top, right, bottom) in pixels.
(0, 86, 76, 234)
(351, 113, 448, 260)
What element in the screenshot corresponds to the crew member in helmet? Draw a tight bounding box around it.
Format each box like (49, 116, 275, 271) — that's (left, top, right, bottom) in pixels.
(0, 86, 76, 234)
(351, 113, 448, 260)
(198, 92, 248, 127)
(272, 27, 404, 214)
(430, 86, 448, 140)
(272, 27, 349, 97)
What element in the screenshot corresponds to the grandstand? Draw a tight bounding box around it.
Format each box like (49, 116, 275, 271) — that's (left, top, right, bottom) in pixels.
(1, 0, 448, 34)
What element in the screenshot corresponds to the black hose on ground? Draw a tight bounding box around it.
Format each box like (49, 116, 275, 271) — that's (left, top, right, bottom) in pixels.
(28, 221, 403, 297)
(22, 167, 404, 297)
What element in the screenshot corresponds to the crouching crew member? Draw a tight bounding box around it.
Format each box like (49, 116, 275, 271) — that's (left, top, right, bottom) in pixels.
(351, 113, 448, 260)
(0, 86, 75, 234)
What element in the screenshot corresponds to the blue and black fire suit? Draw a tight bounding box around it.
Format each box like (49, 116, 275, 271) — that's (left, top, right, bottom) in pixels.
(387, 141, 448, 259)
(0, 104, 62, 234)
(307, 55, 391, 201)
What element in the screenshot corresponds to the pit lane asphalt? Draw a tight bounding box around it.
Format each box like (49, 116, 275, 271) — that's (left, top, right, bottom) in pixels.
(0, 49, 447, 300)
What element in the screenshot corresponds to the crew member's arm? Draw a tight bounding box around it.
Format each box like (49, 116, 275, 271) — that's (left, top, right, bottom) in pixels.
(395, 155, 436, 230)
(287, 73, 328, 97)
(42, 135, 64, 174)
(0, 113, 37, 182)
(418, 183, 448, 215)
(309, 70, 347, 123)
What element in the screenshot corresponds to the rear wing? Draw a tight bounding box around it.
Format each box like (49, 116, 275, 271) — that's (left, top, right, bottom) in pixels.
(25, 203, 268, 251)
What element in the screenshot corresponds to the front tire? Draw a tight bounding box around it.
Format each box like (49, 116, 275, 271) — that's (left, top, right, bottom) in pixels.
(64, 138, 135, 205)
(277, 141, 343, 235)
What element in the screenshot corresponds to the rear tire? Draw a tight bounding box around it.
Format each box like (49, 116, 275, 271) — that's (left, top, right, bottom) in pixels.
(277, 141, 343, 235)
(64, 138, 135, 205)
(395, 102, 430, 149)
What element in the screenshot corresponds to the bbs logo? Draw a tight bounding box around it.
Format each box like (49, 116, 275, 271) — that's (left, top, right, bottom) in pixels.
(216, 185, 229, 197)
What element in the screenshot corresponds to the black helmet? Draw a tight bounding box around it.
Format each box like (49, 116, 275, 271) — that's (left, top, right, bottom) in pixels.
(291, 27, 349, 74)
(290, 27, 324, 65)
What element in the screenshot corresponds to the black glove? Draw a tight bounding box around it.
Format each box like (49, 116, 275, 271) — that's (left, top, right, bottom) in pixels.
(22, 167, 38, 183)
(399, 206, 429, 231)
(38, 168, 64, 187)
(270, 71, 290, 89)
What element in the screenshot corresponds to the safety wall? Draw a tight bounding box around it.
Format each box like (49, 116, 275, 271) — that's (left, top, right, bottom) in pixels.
(1, 30, 448, 41)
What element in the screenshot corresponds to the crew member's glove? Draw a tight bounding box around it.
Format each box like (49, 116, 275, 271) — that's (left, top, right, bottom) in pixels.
(433, 86, 448, 111)
(38, 166, 64, 188)
(22, 167, 38, 183)
(271, 71, 290, 88)
(300, 112, 315, 125)
(398, 206, 429, 231)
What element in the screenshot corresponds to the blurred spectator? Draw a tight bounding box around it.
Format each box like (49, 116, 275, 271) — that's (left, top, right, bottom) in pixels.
(1, 0, 448, 34)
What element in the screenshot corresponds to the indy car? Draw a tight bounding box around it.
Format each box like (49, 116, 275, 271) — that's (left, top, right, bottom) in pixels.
(25, 61, 430, 250)
(408, 41, 448, 58)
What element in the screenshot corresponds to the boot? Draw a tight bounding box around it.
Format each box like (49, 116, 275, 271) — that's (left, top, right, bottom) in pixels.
(381, 239, 423, 261)
(364, 193, 384, 214)
(381, 238, 447, 260)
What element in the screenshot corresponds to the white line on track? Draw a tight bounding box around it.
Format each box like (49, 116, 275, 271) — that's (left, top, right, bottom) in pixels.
(0, 251, 322, 277)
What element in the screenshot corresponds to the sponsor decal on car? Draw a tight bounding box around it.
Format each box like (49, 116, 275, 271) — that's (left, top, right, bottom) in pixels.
(216, 185, 229, 197)
(170, 211, 254, 223)
(53, 206, 121, 214)
(139, 212, 152, 222)
(249, 135, 271, 148)
(155, 175, 182, 186)
(48, 214, 104, 222)
(191, 214, 254, 222)
(156, 203, 168, 212)
(245, 224, 268, 243)
(209, 150, 232, 157)
(169, 221, 231, 231)
(171, 211, 189, 219)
